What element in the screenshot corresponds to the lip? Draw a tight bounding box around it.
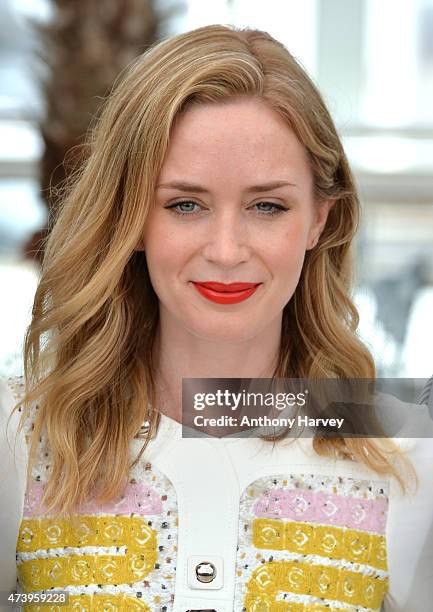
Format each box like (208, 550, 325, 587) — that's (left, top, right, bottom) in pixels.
(195, 281, 260, 292)
(192, 281, 262, 305)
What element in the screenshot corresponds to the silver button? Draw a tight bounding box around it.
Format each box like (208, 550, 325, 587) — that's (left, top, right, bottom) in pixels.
(195, 561, 217, 583)
(187, 554, 223, 589)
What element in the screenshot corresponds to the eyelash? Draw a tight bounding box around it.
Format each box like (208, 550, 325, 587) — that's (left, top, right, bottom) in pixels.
(165, 200, 289, 218)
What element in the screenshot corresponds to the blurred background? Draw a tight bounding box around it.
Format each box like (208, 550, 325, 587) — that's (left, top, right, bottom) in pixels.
(0, 0, 432, 378)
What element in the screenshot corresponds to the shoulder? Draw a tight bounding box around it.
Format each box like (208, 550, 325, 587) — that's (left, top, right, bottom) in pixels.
(0, 375, 29, 498)
(0, 375, 20, 411)
(0, 375, 43, 476)
(0, 375, 41, 446)
(0, 374, 30, 459)
(0, 376, 30, 593)
(374, 387, 433, 454)
(383, 391, 433, 609)
(0, 376, 24, 442)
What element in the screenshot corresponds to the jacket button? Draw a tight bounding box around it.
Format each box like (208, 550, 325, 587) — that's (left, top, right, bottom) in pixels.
(195, 561, 217, 583)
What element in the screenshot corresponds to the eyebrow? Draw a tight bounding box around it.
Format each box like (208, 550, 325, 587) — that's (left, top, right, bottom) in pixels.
(156, 180, 298, 194)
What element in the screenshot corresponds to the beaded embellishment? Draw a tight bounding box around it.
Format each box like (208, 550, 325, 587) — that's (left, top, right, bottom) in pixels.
(9, 377, 178, 611)
(235, 474, 389, 611)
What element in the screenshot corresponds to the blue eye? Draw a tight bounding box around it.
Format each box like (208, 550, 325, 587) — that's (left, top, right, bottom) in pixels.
(165, 200, 289, 217)
(254, 202, 288, 216)
(166, 201, 202, 216)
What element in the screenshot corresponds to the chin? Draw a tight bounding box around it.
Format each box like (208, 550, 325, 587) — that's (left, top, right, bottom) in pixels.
(186, 316, 264, 344)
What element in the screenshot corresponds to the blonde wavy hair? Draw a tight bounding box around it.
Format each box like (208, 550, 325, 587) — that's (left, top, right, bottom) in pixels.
(11, 24, 413, 517)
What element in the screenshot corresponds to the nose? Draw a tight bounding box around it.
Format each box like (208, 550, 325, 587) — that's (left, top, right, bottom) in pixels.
(201, 209, 250, 267)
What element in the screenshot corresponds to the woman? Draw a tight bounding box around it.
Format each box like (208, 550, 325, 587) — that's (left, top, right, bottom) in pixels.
(1, 24, 432, 612)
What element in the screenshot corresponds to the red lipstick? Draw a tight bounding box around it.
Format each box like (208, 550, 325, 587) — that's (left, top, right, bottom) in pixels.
(192, 281, 261, 304)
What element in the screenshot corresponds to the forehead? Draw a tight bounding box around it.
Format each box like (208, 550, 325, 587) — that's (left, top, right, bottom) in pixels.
(158, 98, 312, 186)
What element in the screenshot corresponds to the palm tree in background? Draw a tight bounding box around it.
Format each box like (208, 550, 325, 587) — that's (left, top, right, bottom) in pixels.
(25, 0, 182, 263)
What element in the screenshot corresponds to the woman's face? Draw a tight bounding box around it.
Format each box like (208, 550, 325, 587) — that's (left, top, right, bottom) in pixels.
(139, 98, 332, 343)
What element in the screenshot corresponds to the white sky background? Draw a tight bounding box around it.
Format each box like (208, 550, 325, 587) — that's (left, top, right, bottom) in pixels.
(173, 0, 318, 76)
(362, 0, 419, 127)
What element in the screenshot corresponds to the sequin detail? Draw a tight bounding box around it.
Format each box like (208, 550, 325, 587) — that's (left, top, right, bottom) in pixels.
(246, 560, 388, 608)
(24, 483, 164, 517)
(254, 488, 387, 533)
(252, 519, 387, 570)
(18, 542, 157, 590)
(235, 474, 390, 612)
(23, 593, 150, 611)
(12, 376, 178, 611)
(18, 515, 158, 552)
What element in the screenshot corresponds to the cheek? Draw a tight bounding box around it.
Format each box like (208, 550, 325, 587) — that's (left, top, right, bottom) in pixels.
(143, 224, 193, 289)
(274, 220, 310, 260)
(267, 225, 309, 288)
(144, 216, 182, 262)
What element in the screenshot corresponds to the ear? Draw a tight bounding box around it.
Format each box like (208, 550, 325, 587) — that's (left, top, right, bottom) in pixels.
(306, 199, 335, 250)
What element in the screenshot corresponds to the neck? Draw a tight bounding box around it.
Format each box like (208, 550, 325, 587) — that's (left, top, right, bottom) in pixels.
(152, 309, 282, 424)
